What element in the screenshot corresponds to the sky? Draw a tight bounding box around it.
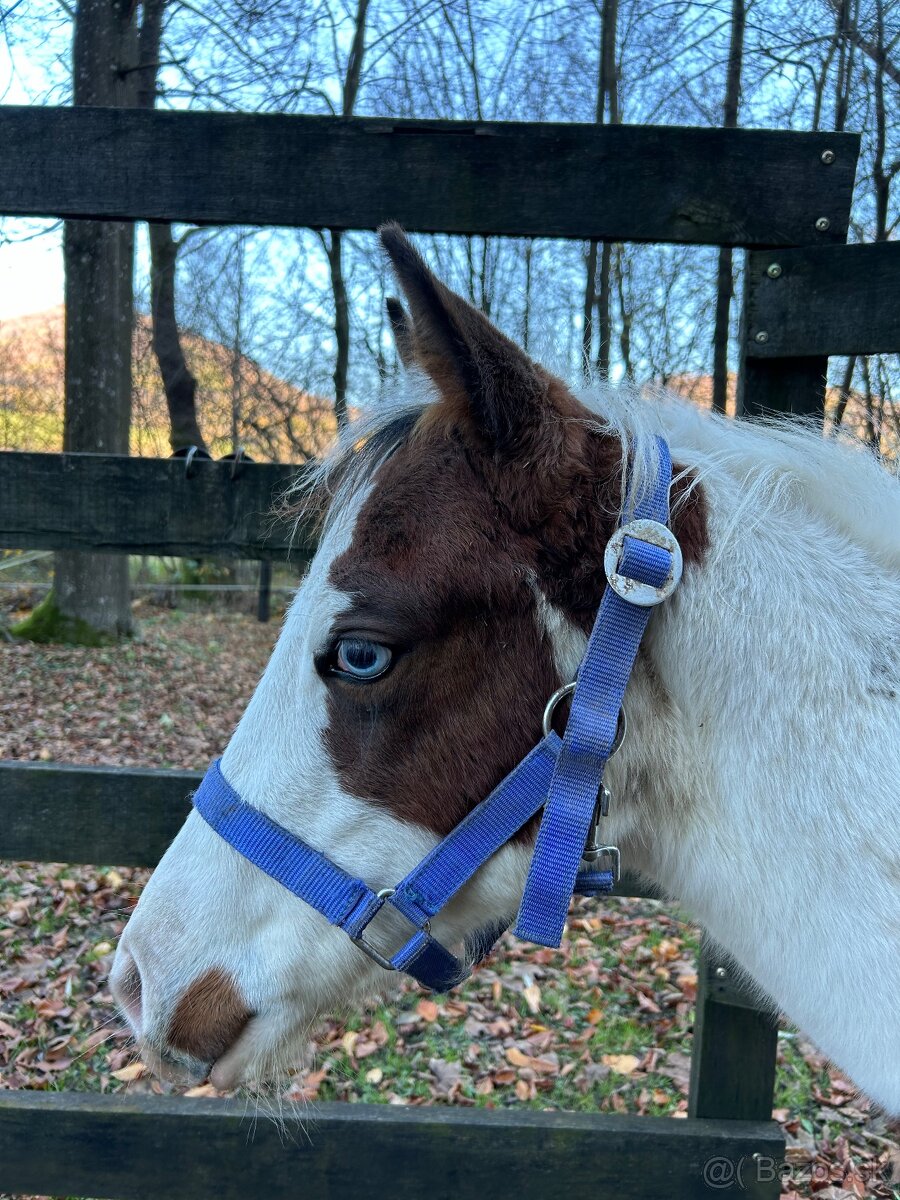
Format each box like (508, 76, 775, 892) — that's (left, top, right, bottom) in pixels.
(0, 26, 65, 321)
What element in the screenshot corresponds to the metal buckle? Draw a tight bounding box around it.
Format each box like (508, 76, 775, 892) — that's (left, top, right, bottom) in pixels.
(582, 785, 620, 883)
(604, 519, 683, 607)
(583, 836, 621, 883)
(349, 888, 430, 972)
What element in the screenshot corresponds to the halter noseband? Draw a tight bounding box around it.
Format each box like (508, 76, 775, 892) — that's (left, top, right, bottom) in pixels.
(192, 437, 682, 992)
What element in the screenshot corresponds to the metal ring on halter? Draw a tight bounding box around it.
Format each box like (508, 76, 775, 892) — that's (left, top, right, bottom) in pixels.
(542, 681, 627, 755)
(183, 444, 200, 480)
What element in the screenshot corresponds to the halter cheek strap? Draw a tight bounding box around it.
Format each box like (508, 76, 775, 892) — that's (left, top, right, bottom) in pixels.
(191, 436, 681, 992)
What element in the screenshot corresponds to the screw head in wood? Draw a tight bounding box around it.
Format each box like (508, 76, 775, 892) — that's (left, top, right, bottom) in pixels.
(715, 966, 728, 978)
(754, 330, 769, 344)
(766, 263, 782, 279)
(821, 149, 835, 164)
(815, 216, 831, 232)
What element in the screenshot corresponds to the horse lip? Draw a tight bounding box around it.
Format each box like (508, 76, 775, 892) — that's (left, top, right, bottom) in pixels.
(139, 1040, 210, 1087)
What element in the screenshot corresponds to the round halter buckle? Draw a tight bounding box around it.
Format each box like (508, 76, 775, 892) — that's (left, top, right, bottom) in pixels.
(542, 681, 627, 756)
(604, 519, 683, 607)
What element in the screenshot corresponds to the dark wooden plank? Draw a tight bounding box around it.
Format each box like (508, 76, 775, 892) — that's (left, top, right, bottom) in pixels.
(689, 944, 779, 1122)
(0, 761, 198, 865)
(737, 356, 827, 419)
(0, 1091, 785, 1200)
(737, 263, 828, 418)
(0, 451, 311, 559)
(746, 242, 900, 358)
(0, 761, 655, 899)
(0, 105, 859, 246)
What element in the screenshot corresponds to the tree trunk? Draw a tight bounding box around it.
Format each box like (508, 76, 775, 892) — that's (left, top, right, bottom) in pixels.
(149, 223, 206, 452)
(52, 0, 140, 641)
(831, 355, 856, 430)
(327, 0, 370, 430)
(327, 230, 351, 430)
(582, 240, 598, 373)
(135, 0, 207, 456)
(712, 0, 745, 415)
(584, 0, 618, 378)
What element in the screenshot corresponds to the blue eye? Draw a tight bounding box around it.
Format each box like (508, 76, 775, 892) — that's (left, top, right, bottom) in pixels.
(334, 638, 393, 680)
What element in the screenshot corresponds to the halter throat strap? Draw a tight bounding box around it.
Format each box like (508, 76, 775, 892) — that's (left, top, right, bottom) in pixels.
(192, 436, 680, 991)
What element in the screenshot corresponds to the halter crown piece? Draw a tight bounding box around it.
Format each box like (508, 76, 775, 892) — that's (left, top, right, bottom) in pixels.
(193, 437, 683, 992)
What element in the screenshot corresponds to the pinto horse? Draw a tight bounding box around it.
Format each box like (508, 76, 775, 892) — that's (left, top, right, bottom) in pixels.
(112, 225, 900, 1115)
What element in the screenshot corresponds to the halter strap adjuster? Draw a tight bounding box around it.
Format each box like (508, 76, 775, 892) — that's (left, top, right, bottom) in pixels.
(347, 887, 431, 973)
(604, 518, 683, 606)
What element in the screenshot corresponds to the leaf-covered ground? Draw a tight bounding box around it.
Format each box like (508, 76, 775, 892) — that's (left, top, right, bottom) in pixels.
(1, 611, 898, 1200)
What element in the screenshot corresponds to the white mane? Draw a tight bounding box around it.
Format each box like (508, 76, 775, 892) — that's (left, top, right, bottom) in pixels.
(302, 370, 900, 574)
(569, 380, 900, 573)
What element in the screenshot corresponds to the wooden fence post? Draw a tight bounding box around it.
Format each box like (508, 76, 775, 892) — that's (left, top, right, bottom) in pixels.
(689, 944, 779, 1121)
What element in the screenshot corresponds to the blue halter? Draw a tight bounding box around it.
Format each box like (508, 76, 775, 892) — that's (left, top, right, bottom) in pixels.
(192, 437, 682, 992)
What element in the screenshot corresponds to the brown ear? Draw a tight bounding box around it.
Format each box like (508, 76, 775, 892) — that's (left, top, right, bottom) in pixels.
(378, 222, 552, 455)
(385, 296, 417, 368)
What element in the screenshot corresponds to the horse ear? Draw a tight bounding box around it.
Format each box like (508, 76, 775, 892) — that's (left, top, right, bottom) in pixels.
(378, 223, 550, 455)
(385, 296, 417, 368)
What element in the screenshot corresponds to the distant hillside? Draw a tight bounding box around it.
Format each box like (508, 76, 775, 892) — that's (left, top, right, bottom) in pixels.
(0, 308, 336, 461)
(1, 313, 882, 459)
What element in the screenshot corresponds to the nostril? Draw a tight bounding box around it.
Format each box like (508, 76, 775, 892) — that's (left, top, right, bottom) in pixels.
(112, 952, 142, 1025)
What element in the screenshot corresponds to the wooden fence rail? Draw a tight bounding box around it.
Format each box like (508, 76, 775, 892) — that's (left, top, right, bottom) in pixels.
(0, 760, 652, 896)
(0, 452, 306, 559)
(745, 241, 900, 358)
(0, 1091, 784, 1200)
(0, 105, 859, 246)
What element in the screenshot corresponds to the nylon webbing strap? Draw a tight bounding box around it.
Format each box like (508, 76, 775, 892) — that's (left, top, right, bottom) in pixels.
(192, 760, 373, 924)
(514, 438, 674, 947)
(193, 733, 564, 991)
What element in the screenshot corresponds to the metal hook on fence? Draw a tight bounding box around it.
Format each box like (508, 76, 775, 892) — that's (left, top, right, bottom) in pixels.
(183, 445, 200, 480)
(219, 445, 254, 481)
(170, 444, 211, 480)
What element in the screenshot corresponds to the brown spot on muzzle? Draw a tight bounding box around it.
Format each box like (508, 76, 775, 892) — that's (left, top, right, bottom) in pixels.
(166, 968, 252, 1064)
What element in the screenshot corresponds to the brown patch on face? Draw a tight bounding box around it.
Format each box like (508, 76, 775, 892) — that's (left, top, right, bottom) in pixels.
(325, 425, 559, 837)
(322, 387, 709, 836)
(166, 967, 252, 1064)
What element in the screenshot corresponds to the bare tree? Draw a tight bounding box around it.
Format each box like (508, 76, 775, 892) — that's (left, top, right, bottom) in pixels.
(48, 0, 142, 642)
(711, 0, 745, 415)
(321, 0, 371, 430)
(583, 0, 619, 378)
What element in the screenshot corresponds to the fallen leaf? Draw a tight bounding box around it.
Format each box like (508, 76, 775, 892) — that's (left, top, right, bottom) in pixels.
(341, 1031, 358, 1057)
(523, 983, 541, 1014)
(601, 1053, 641, 1075)
(505, 1047, 559, 1076)
(429, 1057, 462, 1097)
(111, 1062, 146, 1082)
(417, 999, 439, 1022)
(365, 1067, 383, 1085)
(184, 1084, 218, 1098)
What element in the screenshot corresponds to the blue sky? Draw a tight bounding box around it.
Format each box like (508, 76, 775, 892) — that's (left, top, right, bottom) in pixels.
(0, 21, 65, 320)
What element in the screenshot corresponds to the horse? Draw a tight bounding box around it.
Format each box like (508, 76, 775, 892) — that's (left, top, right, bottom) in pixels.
(111, 224, 900, 1116)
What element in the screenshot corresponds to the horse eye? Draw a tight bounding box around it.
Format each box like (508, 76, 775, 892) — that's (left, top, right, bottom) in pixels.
(333, 638, 393, 680)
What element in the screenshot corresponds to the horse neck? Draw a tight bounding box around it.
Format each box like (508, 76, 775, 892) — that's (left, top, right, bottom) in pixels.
(573, 444, 900, 1113)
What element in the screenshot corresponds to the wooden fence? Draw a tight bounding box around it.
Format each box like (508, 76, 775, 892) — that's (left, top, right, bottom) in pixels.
(0, 104, 897, 1199)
